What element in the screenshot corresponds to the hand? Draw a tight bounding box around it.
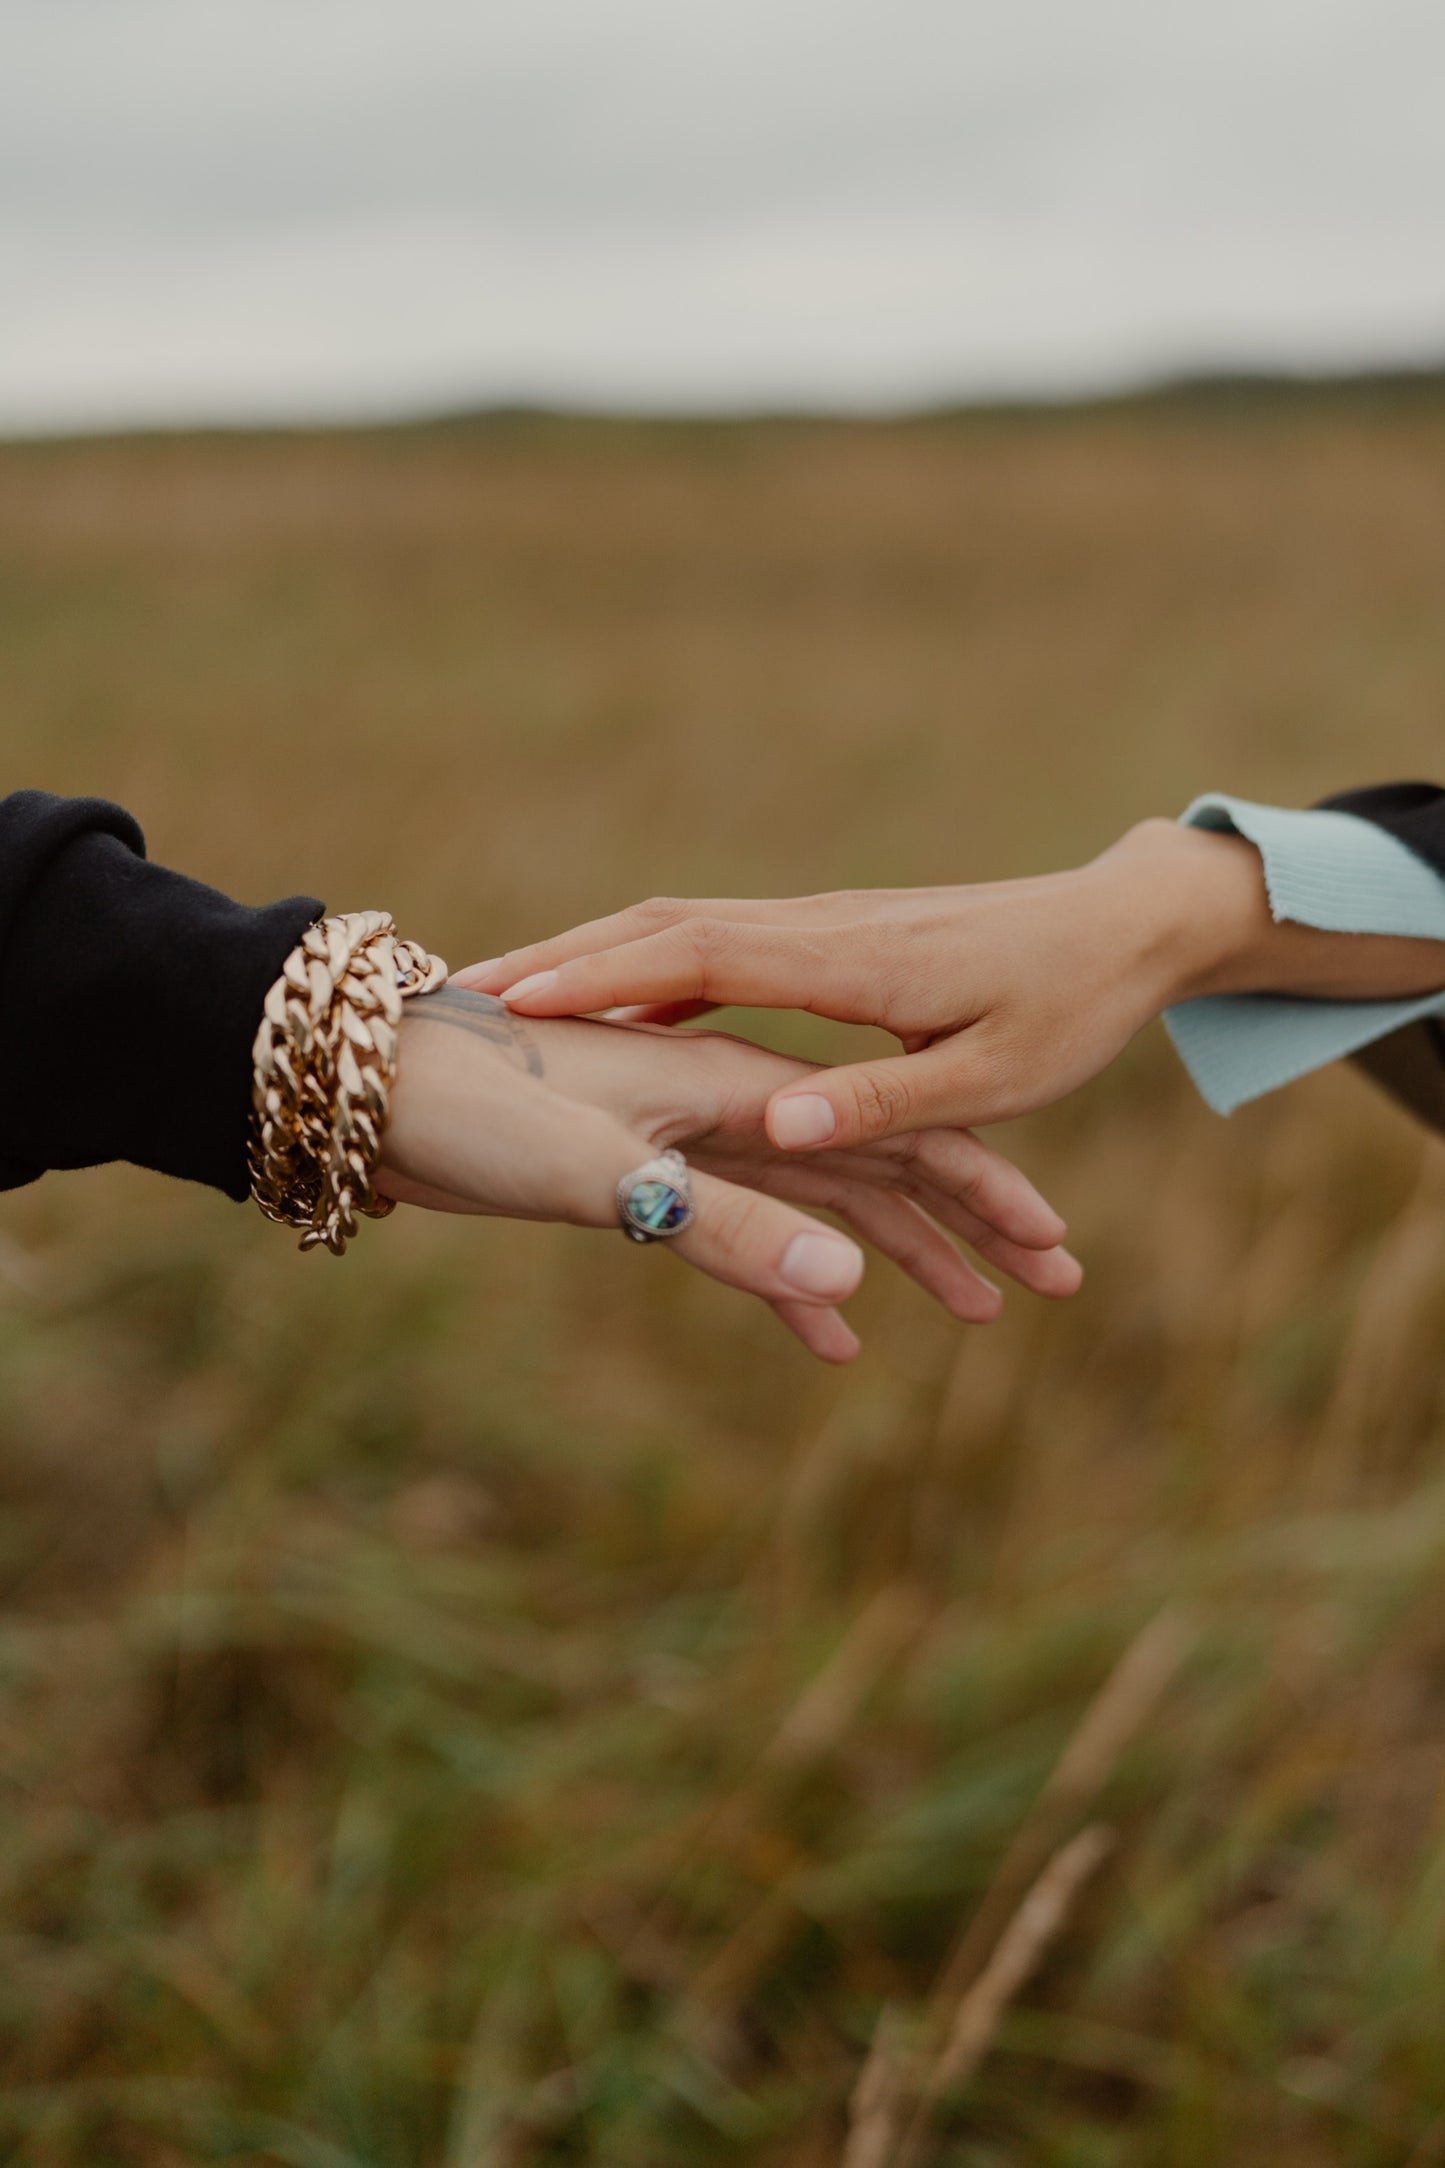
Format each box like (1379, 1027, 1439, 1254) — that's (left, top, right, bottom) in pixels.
(462, 821, 1445, 1148)
(380, 987, 1080, 1362)
(459, 824, 1212, 1149)
(379, 991, 865, 1362)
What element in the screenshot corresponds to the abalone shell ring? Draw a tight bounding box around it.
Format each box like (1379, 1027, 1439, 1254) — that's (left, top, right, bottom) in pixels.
(617, 1149, 695, 1244)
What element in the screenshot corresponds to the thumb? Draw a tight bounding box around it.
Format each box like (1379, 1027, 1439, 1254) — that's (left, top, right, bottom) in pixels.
(767, 1044, 992, 1149)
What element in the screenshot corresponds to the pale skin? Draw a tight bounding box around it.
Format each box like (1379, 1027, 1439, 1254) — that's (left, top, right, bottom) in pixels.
(459, 819, 1445, 1149)
(376, 987, 1080, 1366)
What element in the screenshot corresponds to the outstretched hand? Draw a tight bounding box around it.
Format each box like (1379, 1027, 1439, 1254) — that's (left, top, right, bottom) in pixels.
(466, 816, 1445, 1152)
(458, 822, 1235, 1149)
(380, 986, 1080, 1364)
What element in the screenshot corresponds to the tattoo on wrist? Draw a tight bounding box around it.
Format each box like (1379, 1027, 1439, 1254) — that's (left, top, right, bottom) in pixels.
(407, 985, 545, 1077)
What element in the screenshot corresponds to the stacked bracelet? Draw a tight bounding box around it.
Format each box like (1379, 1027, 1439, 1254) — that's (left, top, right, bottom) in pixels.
(248, 911, 448, 1255)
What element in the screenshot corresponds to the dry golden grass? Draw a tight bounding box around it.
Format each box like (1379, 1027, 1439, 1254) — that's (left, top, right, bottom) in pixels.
(2, 399, 1445, 2163)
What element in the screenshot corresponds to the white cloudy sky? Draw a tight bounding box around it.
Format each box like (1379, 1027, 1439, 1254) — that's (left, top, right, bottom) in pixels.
(4, 0, 1443, 432)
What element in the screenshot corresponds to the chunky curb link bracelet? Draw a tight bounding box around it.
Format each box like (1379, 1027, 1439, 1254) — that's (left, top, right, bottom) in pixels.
(248, 911, 448, 1255)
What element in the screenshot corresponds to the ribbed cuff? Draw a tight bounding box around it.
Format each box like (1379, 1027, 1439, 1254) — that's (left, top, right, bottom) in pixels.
(1163, 795, 1445, 1115)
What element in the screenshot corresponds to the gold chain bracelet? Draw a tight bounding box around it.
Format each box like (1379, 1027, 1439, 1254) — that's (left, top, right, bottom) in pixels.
(249, 911, 448, 1255)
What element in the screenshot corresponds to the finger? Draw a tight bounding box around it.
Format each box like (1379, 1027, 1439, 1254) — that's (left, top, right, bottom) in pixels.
(773, 1124, 1071, 1271)
(762, 1135, 1081, 1299)
(697, 1139, 1080, 1308)
(767, 1043, 1009, 1151)
(772, 1298, 861, 1364)
(497, 919, 881, 1024)
(766, 1165, 1004, 1323)
(737, 1117, 1067, 1251)
(907, 1129, 1067, 1250)
(454, 897, 802, 998)
(671, 1166, 866, 1314)
(539, 1106, 871, 1356)
(869, 1159, 1081, 1299)
(915, 1192, 1084, 1300)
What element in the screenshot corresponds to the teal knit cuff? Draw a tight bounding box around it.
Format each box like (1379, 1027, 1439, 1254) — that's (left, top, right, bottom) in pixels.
(1162, 794, 1445, 1114)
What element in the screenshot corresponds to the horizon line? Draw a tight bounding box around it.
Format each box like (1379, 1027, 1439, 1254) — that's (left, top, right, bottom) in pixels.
(5, 354, 1445, 450)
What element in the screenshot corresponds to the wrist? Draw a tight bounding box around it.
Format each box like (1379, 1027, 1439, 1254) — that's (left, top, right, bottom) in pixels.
(1102, 818, 1275, 1008)
(1109, 817, 1445, 1007)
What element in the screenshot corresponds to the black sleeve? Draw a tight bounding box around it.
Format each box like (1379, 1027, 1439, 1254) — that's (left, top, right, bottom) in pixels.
(1318, 781, 1445, 876)
(0, 790, 323, 1200)
(1315, 780, 1445, 1136)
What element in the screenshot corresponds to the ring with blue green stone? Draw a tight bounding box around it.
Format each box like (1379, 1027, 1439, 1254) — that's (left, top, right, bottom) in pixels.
(617, 1149, 695, 1244)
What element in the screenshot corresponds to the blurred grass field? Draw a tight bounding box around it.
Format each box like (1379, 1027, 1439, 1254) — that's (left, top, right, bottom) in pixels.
(3, 396, 1445, 2165)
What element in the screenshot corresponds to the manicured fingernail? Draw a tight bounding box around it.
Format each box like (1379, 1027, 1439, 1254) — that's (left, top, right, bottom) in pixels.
(771, 1094, 837, 1148)
(502, 970, 560, 1006)
(781, 1233, 864, 1299)
(471, 958, 505, 978)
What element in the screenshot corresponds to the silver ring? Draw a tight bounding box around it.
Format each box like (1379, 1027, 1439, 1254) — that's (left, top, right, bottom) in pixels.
(617, 1149, 695, 1243)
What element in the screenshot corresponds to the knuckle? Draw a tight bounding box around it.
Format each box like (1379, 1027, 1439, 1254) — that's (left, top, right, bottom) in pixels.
(817, 884, 904, 914)
(828, 886, 882, 913)
(636, 895, 689, 928)
(681, 916, 734, 980)
(953, 1154, 987, 1208)
(893, 1126, 924, 1169)
(849, 1068, 913, 1132)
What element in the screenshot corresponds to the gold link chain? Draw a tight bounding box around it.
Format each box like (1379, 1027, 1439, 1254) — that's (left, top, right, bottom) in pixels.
(248, 911, 448, 1255)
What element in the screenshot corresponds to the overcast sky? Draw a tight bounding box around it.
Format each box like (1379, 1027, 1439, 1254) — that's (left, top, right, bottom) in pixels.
(4, 0, 1444, 432)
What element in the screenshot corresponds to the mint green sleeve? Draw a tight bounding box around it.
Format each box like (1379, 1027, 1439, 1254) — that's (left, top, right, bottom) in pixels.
(1162, 795, 1445, 1115)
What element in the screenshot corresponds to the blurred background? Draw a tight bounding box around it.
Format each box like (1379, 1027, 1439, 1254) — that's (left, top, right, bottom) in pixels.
(4, 5, 1445, 2163)
(6, 0, 1445, 431)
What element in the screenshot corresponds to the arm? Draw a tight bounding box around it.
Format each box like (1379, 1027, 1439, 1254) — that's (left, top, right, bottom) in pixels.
(463, 792, 1445, 1148)
(0, 794, 1076, 1364)
(0, 790, 321, 1196)
(0, 793, 867, 1358)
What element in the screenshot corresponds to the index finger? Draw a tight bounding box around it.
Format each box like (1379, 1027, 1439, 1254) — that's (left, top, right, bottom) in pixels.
(455, 896, 798, 998)
(492, 919, 881, 1025)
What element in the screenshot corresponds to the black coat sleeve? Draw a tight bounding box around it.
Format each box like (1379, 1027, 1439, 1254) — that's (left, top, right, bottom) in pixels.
(0, 791, 322, 1200)
(1316, 780, 1445, 1135)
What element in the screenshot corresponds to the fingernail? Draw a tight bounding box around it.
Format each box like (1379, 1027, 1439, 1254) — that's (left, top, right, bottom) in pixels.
(781, 1233, 864, 1300)
(502, 970, 560, 1006)
(471, 958, 504, 978)
(771, 1093, 837, 1148)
